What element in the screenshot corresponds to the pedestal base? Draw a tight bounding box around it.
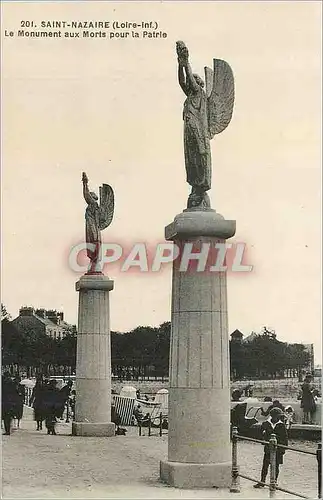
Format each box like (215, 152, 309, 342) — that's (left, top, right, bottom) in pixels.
(160, 460, 231, 488)
(74, 274, 114, 438)
(161, 209, 236, 490)
(72, 421, 115, 437)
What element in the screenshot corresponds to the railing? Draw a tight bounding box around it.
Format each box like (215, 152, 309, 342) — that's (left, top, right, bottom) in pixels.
(138, 412, 168, 437)
(230, 426, 322, 498)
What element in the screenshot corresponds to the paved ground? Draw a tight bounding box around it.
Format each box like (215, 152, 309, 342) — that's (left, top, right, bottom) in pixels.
(2, 408, 319, 499)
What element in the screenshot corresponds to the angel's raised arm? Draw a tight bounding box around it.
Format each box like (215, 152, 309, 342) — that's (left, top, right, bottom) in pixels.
(178, 62, 189, 96)
(82, 172, 93, 205)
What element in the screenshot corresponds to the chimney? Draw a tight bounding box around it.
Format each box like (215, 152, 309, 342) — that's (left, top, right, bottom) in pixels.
(46, 310, 58, 325)
(19, 306, 35, 317)
(35, 308, 46, 318)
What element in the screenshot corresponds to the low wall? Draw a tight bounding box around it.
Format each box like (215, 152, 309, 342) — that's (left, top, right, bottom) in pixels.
(231, 377, 321, 400)
(111, 377, 322, 400)
(23, 377, 321, 400)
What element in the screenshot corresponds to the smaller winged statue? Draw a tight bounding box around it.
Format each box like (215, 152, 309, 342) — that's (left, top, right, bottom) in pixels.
(176, 41, 235, 209)
(82, 172, 114, 273)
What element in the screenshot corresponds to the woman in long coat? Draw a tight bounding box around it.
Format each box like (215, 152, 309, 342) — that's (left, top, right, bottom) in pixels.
(13, 375, 25, 428)
(30, 375, 46, 431)
(300, 374, 316, 424)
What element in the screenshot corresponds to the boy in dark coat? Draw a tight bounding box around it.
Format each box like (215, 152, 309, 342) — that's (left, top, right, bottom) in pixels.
(254, 407, 288, 488)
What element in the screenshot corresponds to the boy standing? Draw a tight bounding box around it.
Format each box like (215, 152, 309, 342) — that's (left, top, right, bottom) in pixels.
(254, 407, 288, 488)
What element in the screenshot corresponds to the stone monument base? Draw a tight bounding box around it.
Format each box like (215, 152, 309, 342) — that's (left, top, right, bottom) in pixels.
(160, 460, 232, 488)
(72, 421, 115, 437)
(160, 208, 236, 490)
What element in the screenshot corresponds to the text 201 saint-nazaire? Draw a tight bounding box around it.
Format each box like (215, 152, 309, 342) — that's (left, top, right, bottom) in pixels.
(9, 20, 168, 39)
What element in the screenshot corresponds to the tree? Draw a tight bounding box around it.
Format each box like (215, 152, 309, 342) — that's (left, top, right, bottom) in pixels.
(230, 326, 312, 380)
(1, 317, 25, 373)
(55, 328, 77, 374)
(1, 303, 11, 321)
(152, 322, 170, 380)
(285, 343, 310, 380)
(111, 322, 171, 380)
(230, 337, 246, 380)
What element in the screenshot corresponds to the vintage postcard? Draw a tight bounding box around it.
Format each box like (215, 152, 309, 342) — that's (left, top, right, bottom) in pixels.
(1, 1, 321, 499)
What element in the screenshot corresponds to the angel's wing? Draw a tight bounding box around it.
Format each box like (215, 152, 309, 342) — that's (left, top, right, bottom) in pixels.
(99, 184, 115, 231)
(205, 59, 235, 139)
(204, 66, 214, 99)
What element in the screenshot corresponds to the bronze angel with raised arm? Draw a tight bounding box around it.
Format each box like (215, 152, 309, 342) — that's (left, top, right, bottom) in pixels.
(82, 172, 114, 273)
(176, 41, 235, 209)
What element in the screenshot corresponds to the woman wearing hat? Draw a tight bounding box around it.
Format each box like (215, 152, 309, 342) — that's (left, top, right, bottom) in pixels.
(254, 407, 288, 488)
(300, 374, 316, 424)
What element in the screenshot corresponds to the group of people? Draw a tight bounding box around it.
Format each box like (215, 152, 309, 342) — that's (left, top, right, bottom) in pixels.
(231, 375, 320, 489)
(260, 398, 295, 429)
(2, 373, 74, 436)
(231, 394, 294, 435)
(30, 376, 73, 435)
(230, 395, 291, 488)
(2, 372, 25, 435)
(232, 373, 320, 426)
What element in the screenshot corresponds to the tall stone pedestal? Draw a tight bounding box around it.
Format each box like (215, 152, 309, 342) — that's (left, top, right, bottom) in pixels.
(160, 210, 236, 488)
(72, 274, 115, 437)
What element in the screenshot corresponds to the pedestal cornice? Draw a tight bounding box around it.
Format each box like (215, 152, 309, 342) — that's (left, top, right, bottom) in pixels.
(165, 210, 236, 241)
(76, 274, 114, 292)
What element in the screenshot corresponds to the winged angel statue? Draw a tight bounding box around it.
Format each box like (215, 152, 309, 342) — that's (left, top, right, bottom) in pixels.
(82, 172, 114, 273)
(176, 41, 235, 209)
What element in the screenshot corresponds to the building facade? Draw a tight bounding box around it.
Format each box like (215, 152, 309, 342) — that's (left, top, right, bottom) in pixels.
(12, 306, 73, 340)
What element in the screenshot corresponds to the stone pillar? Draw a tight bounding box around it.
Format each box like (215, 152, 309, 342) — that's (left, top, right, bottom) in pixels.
(160, 210, 236, 488)
(72, 274, 115, 437)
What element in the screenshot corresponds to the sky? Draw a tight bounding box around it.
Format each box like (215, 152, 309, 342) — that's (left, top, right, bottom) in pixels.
(1, 2, 321, 362)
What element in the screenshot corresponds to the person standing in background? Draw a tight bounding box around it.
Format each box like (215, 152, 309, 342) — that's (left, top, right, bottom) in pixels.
(57, 380, 73, 420)
(2, 372, 16, 435)
(12, 375, 25, 428)
(30, 375, 46, 431)
(300, 374, 316, 424)
(43, 379, 60, 435)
